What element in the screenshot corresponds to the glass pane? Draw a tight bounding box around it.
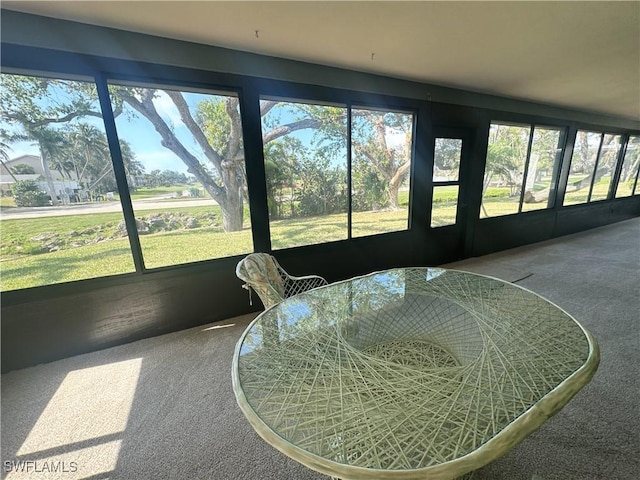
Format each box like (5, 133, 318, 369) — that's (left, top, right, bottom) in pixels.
(433, 138, 461, 181)
(590, 134, 622, 202)
(615, 136, 640, 198)
(431, 186, 459, 227)
(351, 108, 414, 237)
(261, 98, 348, 249)
(521, 127, 564, 212)
(563, 131, 601, 206)
(481, 123, 530, 218)
(109, 82, 253, 268)
(0, 73, 135, 291)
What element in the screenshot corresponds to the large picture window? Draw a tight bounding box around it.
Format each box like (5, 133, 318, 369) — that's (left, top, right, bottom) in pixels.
(350, 107, 414, 237)
(521, 127, 564, 212)
(590, 134, 622, 202)
(0, 72, 135, 291)
(260, 98, 348, 249)
(481, 123, 565, 218)
(563, 131, 623, 205)
(108, 81, 254, 268)
(261, 99, 414, 249)
(615, 135, 640, 198)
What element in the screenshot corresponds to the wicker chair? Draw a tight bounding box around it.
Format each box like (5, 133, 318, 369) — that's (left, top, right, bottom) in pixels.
(236, 253, 328, 309)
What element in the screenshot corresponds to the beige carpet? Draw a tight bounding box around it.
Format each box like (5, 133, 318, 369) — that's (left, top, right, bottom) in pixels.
(2, 217, 639, 479)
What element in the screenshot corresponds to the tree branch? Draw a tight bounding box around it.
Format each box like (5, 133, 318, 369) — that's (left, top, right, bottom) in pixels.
(120, 90, 225, 199)
(224, 97, 243, 163)
(164, 90, 225, 173)
(5, 110, 103, 128)
(262, 118, 322, 145)
(260, 100, 278, 117)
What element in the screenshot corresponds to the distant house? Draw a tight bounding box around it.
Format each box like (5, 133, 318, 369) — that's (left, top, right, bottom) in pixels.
(0, 154, 81, 202)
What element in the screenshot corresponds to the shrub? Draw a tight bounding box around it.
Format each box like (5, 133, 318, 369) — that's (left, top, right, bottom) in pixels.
(11, 180, 49, 207)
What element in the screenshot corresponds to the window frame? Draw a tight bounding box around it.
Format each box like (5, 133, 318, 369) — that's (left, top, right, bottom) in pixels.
(431, 136, 463, 228)
(562, 129, 626, 206)
(481, 121, 568, 218)
(257, 89, 420, 252)
(613, 135, 640, 198)
(104, 76, 256, 270)
(1, 42, 638, 295)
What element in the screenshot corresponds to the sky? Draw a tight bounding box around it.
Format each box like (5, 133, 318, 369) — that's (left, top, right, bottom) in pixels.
(3, 76, 411, 179)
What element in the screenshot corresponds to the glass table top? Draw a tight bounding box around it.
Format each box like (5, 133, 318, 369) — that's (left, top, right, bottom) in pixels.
(233, 268, 599, 479)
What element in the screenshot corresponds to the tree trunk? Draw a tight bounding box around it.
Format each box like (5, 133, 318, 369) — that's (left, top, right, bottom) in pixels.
(39, 145, 59, 206)
(218, 162, 245, 232)
(388, 182, 400, 209)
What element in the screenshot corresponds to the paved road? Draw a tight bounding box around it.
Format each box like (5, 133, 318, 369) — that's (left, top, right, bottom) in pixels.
(0, 197, 218, 220)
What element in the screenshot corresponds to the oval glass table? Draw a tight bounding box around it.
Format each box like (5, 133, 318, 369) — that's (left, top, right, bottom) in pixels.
(232, 268, 600, 480)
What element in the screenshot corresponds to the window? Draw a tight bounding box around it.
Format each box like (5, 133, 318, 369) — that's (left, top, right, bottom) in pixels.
(590, 134, 622, 202)
(563, 131, 600, 205)
(521, 127, 564, 212)
(431, 138, 462, 227)
(481, 123, 564, 218)
(615, 135, 640, 198)
(108, 81, 253, 268)
(0, 72, 135, 291)
(261, 98, 348, 249)
(351, 108, 414, 237)
(563, 131, 623, 205)
(261, 99, 415, 249)
(481, 123, 530, 217)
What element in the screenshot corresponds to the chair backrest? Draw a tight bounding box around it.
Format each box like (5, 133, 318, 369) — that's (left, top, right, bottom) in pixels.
(236, 253, 287, 308)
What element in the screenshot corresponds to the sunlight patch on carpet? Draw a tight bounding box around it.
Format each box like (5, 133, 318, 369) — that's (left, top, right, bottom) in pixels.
(16, 358, 142, 456)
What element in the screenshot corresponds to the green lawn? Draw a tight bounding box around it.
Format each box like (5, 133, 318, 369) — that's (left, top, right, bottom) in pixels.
(129, 185, 195, 200)
(0, 178, 628, 291)
(0, 197, 16, 208)
(0, 205, 411, 290)
(563, 177, 612, 205)
(480, 179, 617, 217)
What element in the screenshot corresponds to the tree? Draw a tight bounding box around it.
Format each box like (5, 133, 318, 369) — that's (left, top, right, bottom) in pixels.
(620, 137, 640, 184)
(62, 123, 142, 195)
(297, 153, 347, 217)
(25, 126, 69, 205)
(0, 135, 18, 182)
(300, 106, 412, 210)
(0, 76, 106, 205)
(112, 88, 323, 232)
(484, 125, 529, 197)
(11, 179, 49, 207)
(1, 73, 410, 231)
(63, 123, 110, 197)
(434, 138, 461, 172)
(9, 164, 36, 175)
(263, 138, 303, 219)
(351, 110, 412, 210)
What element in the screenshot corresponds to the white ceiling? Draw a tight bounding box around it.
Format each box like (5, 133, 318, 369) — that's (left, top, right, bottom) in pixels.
(3, 1, 640, 121)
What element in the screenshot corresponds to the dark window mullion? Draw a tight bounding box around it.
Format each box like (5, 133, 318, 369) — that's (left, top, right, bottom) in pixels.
(347, 105, 353, 239)
(95, 74, 145, 273)
(587, 133, 605, 202)
(406, 112, 418, 229)
(240, 85, 271, 252)
(556, 127, 577, 208)
(548, 128, 568, 209)
(434, 180, 460, 187)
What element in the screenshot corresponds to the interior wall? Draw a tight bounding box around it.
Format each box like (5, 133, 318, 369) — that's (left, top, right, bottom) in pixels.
(1, 10, 639, 373)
